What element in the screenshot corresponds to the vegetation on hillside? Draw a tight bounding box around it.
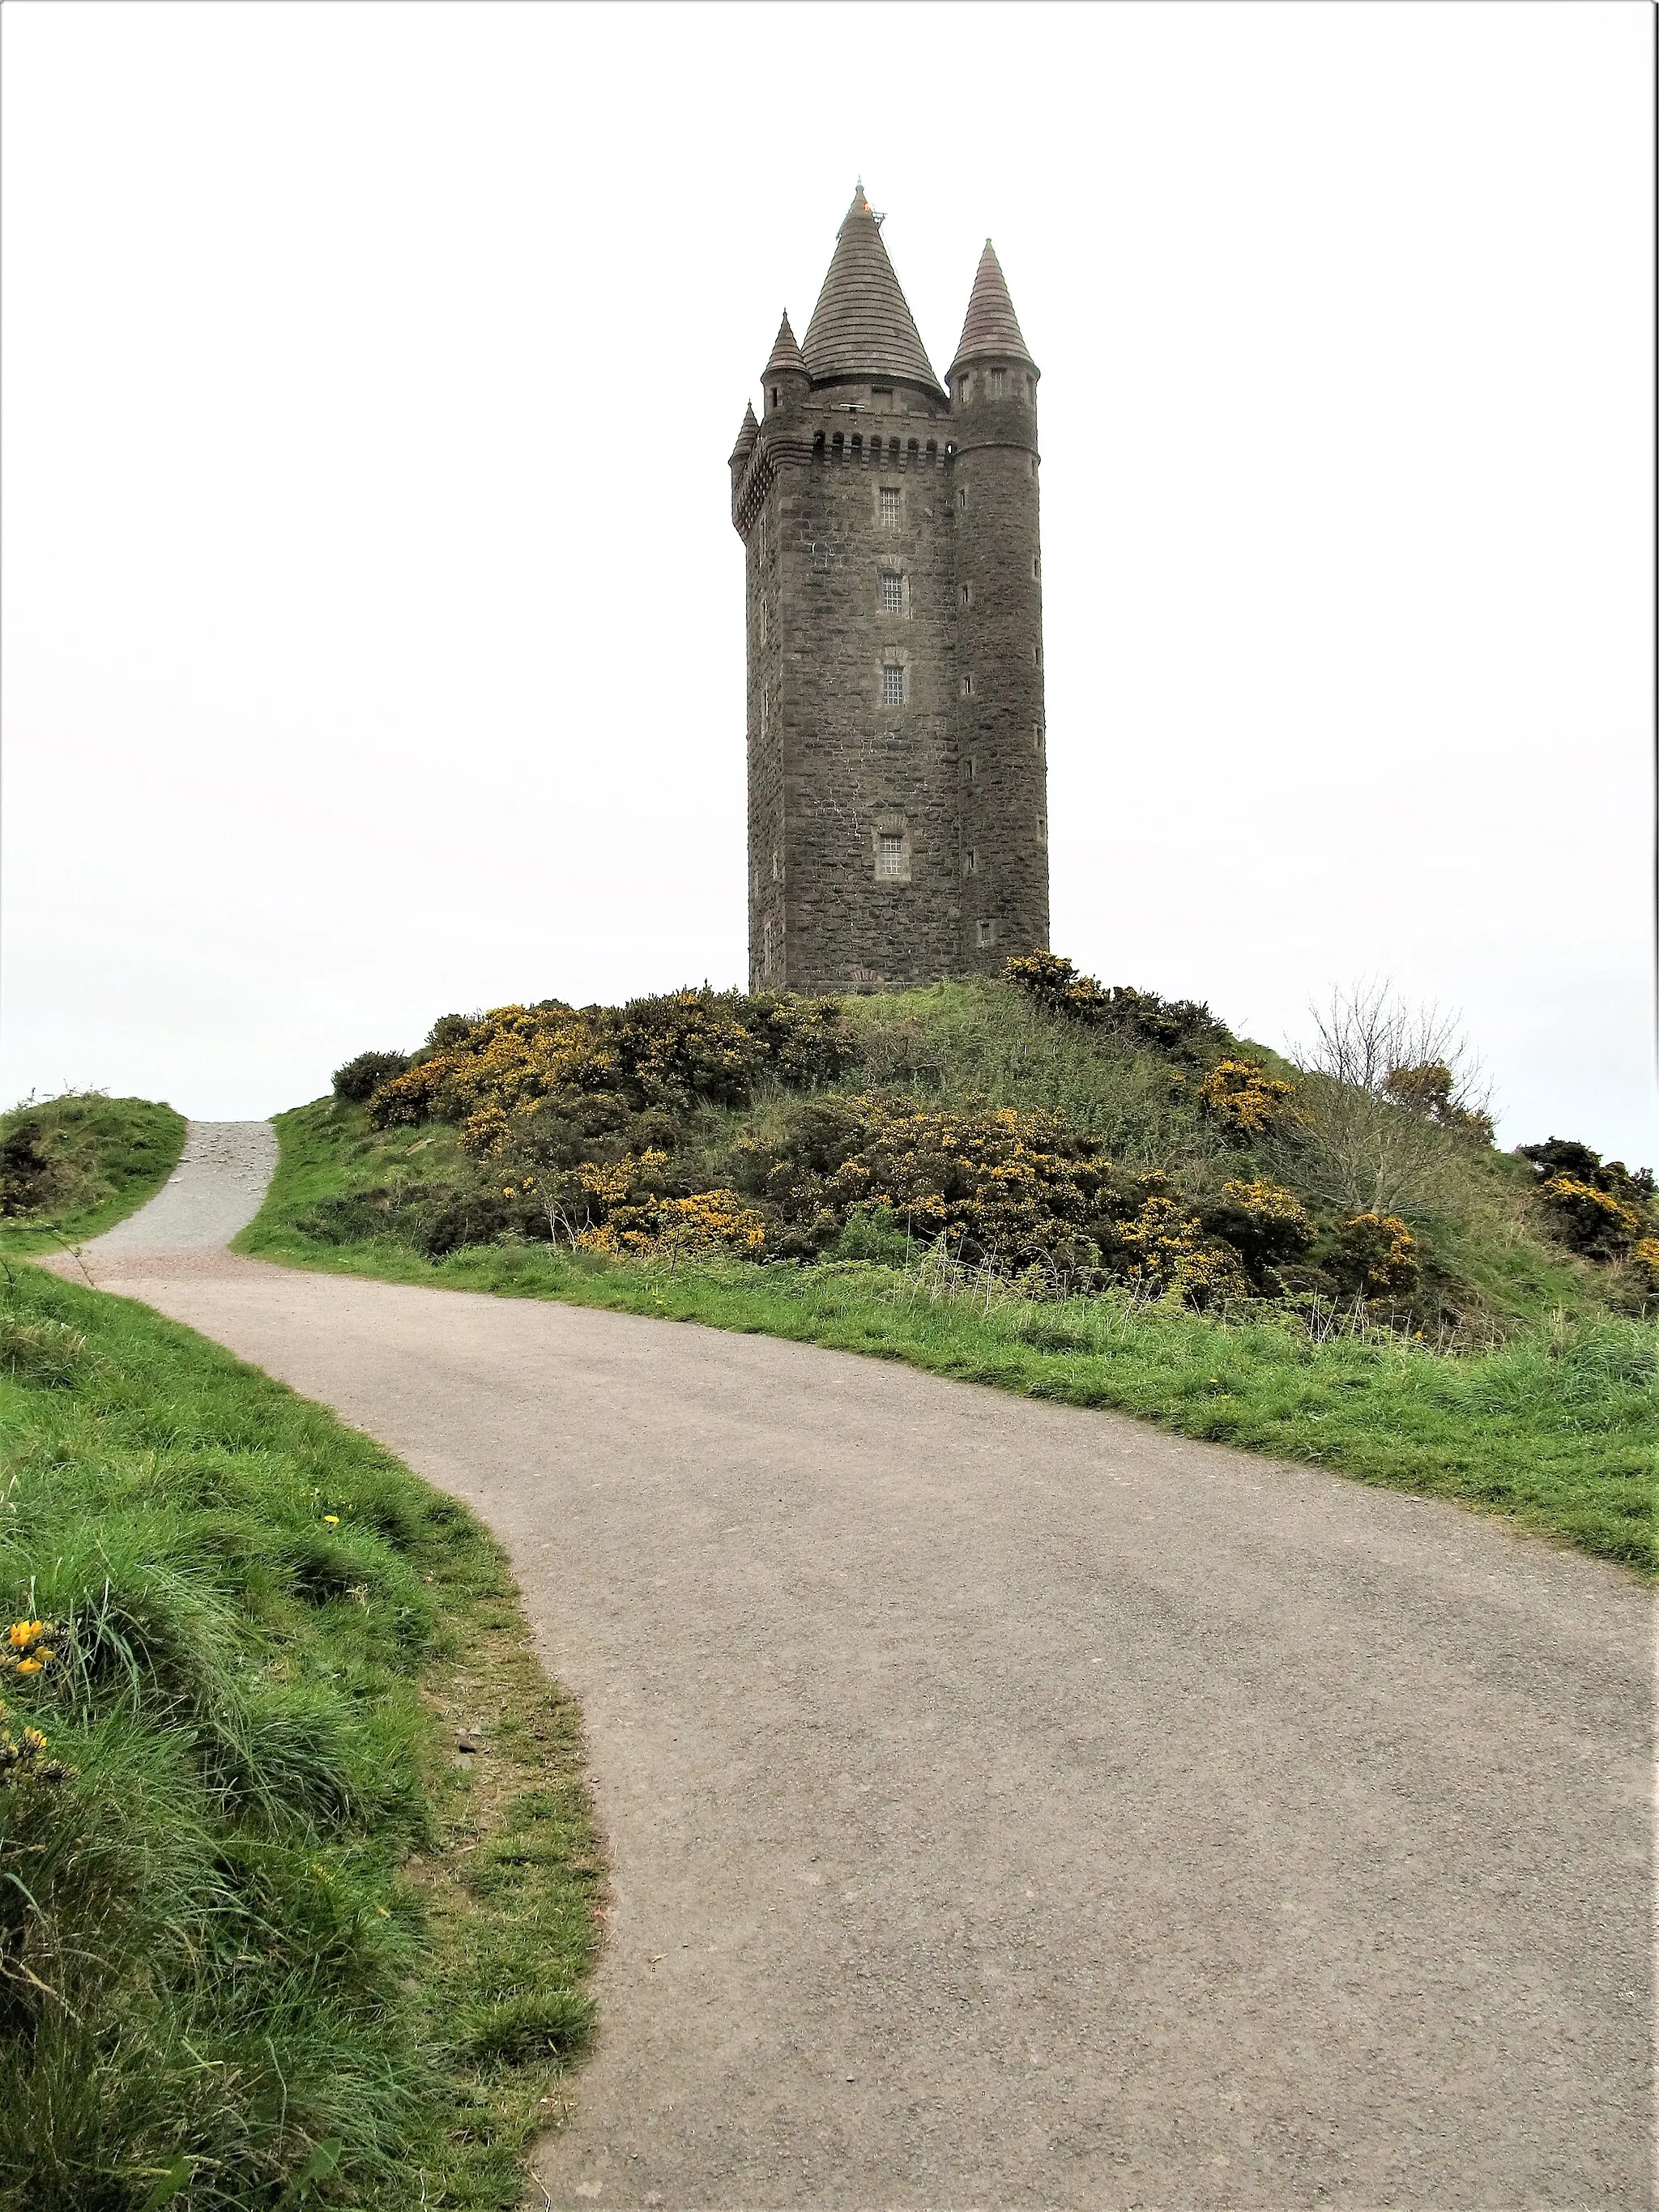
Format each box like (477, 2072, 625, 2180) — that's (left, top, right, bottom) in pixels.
(235, 963, 1657, 1574)
(0, 1268, 603, 2210)
(0, 1093, 186, 1255)
(282, 959, 1654, 1338)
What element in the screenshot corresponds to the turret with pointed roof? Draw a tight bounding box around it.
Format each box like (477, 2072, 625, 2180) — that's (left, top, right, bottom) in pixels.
(948, 241, 1038, 386)
(761, 311, 809, 418)
(729, 190, 1049, 994)
(727, 400, 758, 478)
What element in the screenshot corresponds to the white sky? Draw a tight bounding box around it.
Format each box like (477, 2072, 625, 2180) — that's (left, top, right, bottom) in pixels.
(2, 1, 1653, 1161)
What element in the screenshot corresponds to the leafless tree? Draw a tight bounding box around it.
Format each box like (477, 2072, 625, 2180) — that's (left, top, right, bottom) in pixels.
(1277, 981, 1495, 1218)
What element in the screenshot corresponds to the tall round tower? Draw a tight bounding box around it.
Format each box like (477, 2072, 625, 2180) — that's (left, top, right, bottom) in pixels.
(948, 242, 1050, 972)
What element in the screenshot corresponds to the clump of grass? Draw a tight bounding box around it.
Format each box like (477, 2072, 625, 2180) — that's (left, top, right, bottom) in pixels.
(0, 1268, 603, 2210)
(0, 1093, 187, 1256)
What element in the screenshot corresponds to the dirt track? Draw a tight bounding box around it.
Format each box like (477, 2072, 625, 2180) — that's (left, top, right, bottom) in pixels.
(58, 1123, 1655, 2209)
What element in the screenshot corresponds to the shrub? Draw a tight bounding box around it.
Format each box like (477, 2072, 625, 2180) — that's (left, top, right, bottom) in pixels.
(332, 1050, 411, 1103)
(1329, 1212, 1419, 1295)
(1004, 954, 1231, 1063)
(1536, 1176, 1647, 1263)
(1516, 1138, 1656, 1263)
(1202, 1178, 1316, 1273)
(368, 990, 850, 1153)
(1382, 1062, 1496, 1141)
(1200, 1059, 1298, 1136)
(424, 1012, 477, 1051)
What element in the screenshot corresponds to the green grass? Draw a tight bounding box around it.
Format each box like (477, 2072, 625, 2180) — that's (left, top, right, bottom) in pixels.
(0, 1093, 187, 1255)
(241, 1097, 1658, 1578)
(0, 1266, 603, 2211)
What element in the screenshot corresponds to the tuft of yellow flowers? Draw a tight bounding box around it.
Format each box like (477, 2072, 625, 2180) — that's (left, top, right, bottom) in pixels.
(3, 1617, 57, 1679)
(2, 1621, 74, 1785)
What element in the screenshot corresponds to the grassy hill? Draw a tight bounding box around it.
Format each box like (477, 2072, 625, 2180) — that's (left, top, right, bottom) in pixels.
(0, 1092, 186, 1255)
(237, 964, 1657, 1573)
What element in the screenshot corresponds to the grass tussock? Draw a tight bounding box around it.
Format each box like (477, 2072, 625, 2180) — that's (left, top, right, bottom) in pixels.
(0, 1093, 187, 1256)
(0, 1267, 603, 2210)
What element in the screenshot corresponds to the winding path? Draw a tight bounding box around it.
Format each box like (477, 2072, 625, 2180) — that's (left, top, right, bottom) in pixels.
(56, 1122, 1653, 2209)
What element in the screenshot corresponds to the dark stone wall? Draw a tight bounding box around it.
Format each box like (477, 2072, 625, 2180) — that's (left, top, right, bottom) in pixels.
(735, 360, 1048, 993)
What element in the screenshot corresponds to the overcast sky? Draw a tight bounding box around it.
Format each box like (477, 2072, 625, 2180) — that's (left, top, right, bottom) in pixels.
(2, 1, 1653, 1161)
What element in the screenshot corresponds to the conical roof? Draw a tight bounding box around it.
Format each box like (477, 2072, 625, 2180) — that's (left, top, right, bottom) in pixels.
(948, 240, 1037, 381)
(762, 311, 806, 379)
(728, 401, 758, 467)
(802, 185, 943, 394)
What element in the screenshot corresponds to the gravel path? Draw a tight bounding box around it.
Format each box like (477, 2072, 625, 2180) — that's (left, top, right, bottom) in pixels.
(58, 1127, 1655, 2209)
(91, 1118, 277, 1250)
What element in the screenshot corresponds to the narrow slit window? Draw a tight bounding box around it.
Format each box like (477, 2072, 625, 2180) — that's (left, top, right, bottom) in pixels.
(977, 918, 997, 948)
(879, 486, 901, 526)
(962, 848, 978, 879)
(882, 664, 904, 707)
(876, 833, 905, 879)
(961, 583, 971, 607)
(881, 573, 903, 616)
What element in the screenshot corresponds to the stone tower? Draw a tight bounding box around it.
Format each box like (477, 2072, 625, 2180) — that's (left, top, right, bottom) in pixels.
(730, 186, 1049, 994)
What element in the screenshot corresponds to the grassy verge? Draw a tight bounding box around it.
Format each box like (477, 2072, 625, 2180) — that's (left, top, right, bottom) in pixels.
(0, 1094, 188, 1256)
(240, 1101, 1658, 1578)
(1, 1264, 603, 2210)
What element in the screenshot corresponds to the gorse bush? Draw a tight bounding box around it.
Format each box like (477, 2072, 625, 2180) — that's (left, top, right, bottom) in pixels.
(332, 1050, 411, 1103)
(1004, 952, 1232, 1063)
(1516, 1137, 1657, 1262)
(369, 989, 848, 1154)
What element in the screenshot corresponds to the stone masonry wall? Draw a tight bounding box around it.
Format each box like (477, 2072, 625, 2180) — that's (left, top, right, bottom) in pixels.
(736, 364, 1048, 993)
(953, 373, 1050, 974)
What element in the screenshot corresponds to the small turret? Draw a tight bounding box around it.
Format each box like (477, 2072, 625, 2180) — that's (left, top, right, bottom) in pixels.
(761, 312, 809, 417)
(949, 239, 1047, 973)
(728, 400, 759, 488)
(948, 240, 1038, 388)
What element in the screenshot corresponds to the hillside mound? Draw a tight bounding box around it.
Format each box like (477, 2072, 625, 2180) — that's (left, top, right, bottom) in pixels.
(308, 960, 1653, 1340)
